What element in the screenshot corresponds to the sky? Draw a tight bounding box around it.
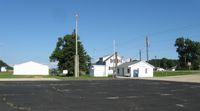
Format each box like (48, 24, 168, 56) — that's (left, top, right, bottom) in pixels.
(0, 0, 200, 67)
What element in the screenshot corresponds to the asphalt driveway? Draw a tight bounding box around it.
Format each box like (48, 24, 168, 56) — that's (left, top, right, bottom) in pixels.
(0, 79, 200, 111)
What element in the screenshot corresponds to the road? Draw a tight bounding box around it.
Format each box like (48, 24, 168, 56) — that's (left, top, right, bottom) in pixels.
(0, 79, 200, 111)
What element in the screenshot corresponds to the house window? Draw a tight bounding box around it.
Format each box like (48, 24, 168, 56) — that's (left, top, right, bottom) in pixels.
(145, 68, 148, 74)
(127, 68, 130, 73)
(117, 69, 119, 74)
(110, 59, 113, 63)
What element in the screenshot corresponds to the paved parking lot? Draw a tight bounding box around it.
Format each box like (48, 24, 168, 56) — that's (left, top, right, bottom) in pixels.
(0, 79, 200, 111)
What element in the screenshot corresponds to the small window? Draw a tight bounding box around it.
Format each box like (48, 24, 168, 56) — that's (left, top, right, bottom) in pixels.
(145, 68, 148, 74)
(110, 59, 114, 63)
(127, 68, 130, 73)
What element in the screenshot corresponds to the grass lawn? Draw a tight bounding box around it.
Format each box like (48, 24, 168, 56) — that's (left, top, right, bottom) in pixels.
(154, 70, 200, 77)
(1, 71, 200, 78)
(0, 72, 108, 79)
(54, 74, 112, 80)
(0, 72, 52, 78)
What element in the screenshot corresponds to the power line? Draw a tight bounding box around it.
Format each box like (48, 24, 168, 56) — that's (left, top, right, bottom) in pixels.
(139, 49, 141, 61)
(115, 23, 200, 50)
(148, 23, 200, 37)
(91, 23, 200, 60)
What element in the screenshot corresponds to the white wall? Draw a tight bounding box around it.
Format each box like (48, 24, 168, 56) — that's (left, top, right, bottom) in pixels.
(90, 65, 106, 77)
(14, 62, 49, 75)
(0, 67, 7, 72)
(105, 55, 123, 75)
(130, 62, 153, 77)
(117, 67, 131, 77)
(92, 54, 124, 76)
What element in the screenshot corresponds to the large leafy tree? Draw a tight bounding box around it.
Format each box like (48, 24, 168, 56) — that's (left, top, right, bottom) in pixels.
(175, 37, 200, 70)
(49, 31, 91, 75)
(0, 60, 13, 70)
(174, 37, 188, 67)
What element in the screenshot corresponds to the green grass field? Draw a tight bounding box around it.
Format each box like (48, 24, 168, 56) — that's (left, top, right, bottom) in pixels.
(154, 70, 200, 77)
(1, 71, 200, 78)
(0, 72, 97, 79)
(0, 72, 52, 78)
(54, 74, 113, 80)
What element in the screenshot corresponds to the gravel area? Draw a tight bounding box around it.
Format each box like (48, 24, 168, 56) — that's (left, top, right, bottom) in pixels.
(118, 74, 200, 83)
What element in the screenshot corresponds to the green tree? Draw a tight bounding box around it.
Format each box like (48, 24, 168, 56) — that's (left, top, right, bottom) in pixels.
(148, 58, 177, 69)
(49, 31, 91, 76)
(0, 60, 13, 70)
(160, 58, 168, 69)
(174, 37, 187, 68)
(175, 37, 200, 70)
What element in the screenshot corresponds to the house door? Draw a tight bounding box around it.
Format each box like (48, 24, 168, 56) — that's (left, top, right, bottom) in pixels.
(133, 69, 139, 77)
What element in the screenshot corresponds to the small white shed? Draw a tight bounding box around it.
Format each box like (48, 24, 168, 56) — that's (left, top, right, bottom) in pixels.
(90, 65, 107, 77)
(117, 61, 154, 77)
(13, 61, 49, 75)
(0, 66, 7, 72)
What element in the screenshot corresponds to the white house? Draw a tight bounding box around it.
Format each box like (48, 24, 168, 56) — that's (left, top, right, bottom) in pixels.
(13, 61, 49, 75)
(0, 66, 7, 72)
(117, 61, 154, 77)
(90, 53, 124, 77)
(90, 65, 106, 77)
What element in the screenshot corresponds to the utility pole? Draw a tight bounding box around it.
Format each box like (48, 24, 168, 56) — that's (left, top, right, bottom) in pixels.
(158, 56, 160, 68)
(92, 48, 96, 63)
(139, 49, 142, 61)
(113, 40, 117, 78)
(114, 52, 118, 78)
(146, 36, 149, 61)
(74, 14, 79, 77)
(155, 56, 157, 67)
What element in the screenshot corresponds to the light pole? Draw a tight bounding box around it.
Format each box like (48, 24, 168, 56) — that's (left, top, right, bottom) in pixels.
(74, 14, 79, 77)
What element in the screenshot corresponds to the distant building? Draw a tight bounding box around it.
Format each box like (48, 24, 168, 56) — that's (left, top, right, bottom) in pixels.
(0, 66, 7, 72)
(117, 61, 154, 77)
(90, 54, 124, 77)
(168, 66, 177, 71)
(13, 61, 49, 75)
(156, 67, 165, 71)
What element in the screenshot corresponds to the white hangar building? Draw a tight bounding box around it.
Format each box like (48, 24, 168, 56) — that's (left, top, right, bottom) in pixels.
(13, 61, 49, 75)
